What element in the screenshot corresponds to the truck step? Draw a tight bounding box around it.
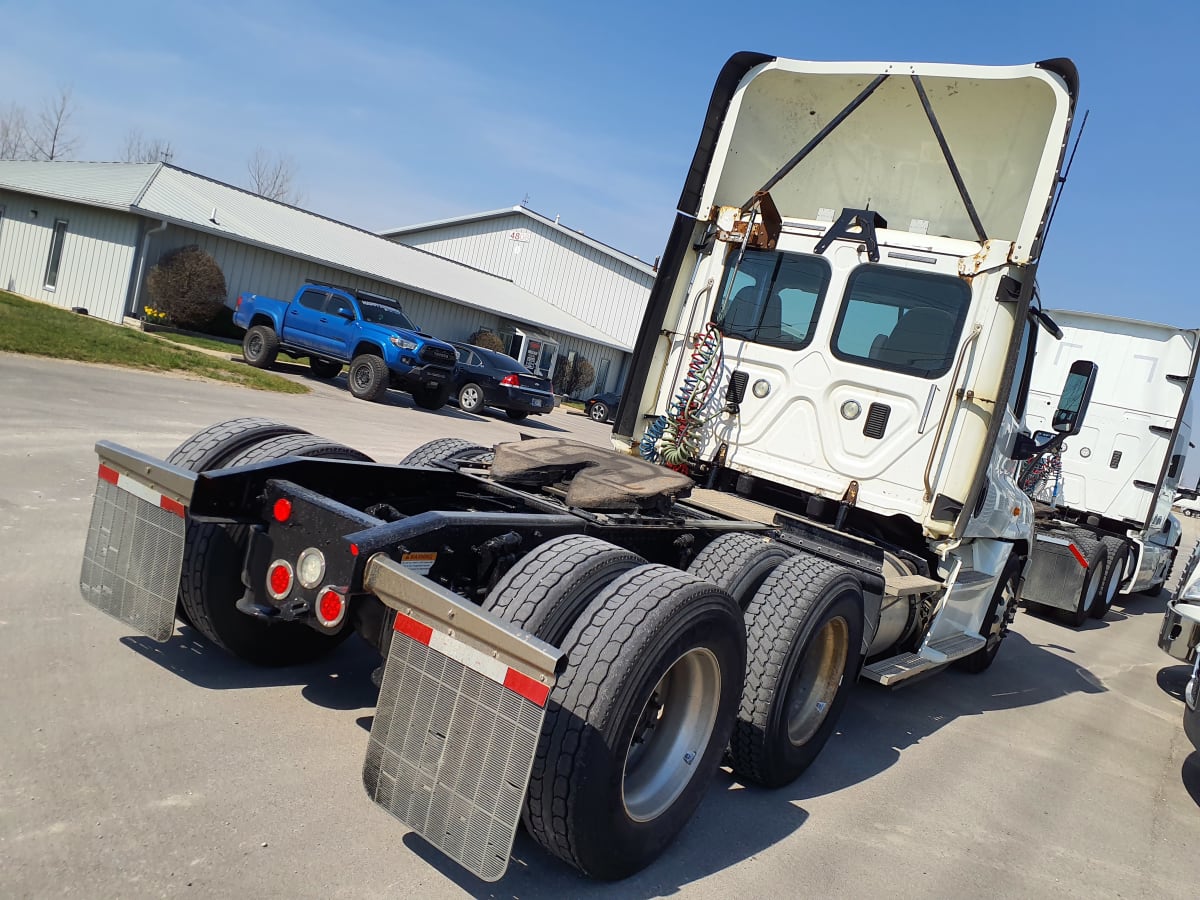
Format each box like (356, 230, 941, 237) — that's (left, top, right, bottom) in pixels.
(861, 633, 985, 686)
(886, 573, 941, 597)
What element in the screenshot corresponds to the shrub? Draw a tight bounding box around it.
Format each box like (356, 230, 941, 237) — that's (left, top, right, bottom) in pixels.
(552, 355, 596, 396)
(146, 245, 228, 330)
(468, 328, 506, 353)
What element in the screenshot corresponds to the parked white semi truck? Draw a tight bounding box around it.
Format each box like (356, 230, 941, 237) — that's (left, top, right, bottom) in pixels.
(78, 54, 1086, 881)
(1019, 312, 1198, 625)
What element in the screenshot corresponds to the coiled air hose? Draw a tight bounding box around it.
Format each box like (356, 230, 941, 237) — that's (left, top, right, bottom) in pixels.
(1018, 450, 1063, 503)
(640, 323, 724, 472)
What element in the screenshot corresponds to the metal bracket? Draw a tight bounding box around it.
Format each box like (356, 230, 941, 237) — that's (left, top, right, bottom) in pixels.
(813, 208, 888, 262)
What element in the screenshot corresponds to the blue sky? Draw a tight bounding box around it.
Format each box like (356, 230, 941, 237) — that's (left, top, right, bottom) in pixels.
(2, 0, 1197, 330)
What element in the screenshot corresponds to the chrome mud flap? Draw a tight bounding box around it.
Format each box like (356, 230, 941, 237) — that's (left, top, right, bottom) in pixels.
(79, 457, 189, 642)
(361, 557, 563, 882)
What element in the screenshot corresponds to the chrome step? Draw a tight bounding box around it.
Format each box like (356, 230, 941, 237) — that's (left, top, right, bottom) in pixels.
(886, 573, 941, 597)
(861, 633, 986, 686)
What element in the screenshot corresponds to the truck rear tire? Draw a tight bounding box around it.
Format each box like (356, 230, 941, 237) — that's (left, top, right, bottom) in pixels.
(729, 553, 864, 788)
(166, 418, 309, 626)
(1092, 539, 1128, 619)
(955, 558, 1021, 673)
(1067, 535, 1106, 626)
(242, 325, 279, 368)
(398, 437, 492, 467)
(687, 532, 792, 609)
(348, 354, 389, 401)
(482, 534, 643, 646)
(524, 565, 745, 880)
(179, 433, 373, 666)
(411, 384, 451, 411)
(308, 357, 342, 379)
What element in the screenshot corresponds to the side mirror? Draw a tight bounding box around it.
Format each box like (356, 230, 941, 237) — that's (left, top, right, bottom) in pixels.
(1052, 359, 1097, 436)
(334, 306, 355, 320)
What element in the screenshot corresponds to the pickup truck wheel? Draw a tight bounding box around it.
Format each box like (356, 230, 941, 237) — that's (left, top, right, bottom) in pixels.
(348, 354, 389, 401)
(482, 534, 644, 645)
(242, 325, 279, 368)
(457, 383, 485, 413)
(412, 384, 451, 411)
(955, 558, 1021, 673)
(524, 565, 744, 880)
(1092, 539, 1128, 619)
(308, 357, 342, 379)
(179, 433, 373, 666)
(166, 418, 309, 626)
(687, 532, 791, 610)
(729, 553, 864, 788)
(1066, 535, 1106, 627)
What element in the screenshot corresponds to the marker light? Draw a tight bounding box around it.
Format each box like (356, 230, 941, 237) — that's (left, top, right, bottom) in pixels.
(752, 379, 771, 399)
(296, 547, 326, 589)
(267, 560, 294, 600)
(273, 499, 293, 522)
(316, 588, 347, 628)
(841, 400, 862, 420)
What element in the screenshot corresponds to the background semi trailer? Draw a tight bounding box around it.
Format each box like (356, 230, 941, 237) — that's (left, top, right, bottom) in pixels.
(1020, 311, 1198, 625)
(78, 55, 1086, 882)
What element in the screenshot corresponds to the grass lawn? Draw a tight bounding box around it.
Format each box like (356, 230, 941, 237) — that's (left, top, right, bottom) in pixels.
(154, 331, 243, 354)
(0, 291, 308, 394)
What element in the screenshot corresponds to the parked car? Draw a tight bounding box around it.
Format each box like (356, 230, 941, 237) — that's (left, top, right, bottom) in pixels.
(584, 391, 620, 423)
(449, 342, 554, 420)
(1174, 496, 1200, 518)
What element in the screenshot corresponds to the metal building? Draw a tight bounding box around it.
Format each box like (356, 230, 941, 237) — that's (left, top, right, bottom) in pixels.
(383, 206, 657, 393)
(0, 162, 630, 391)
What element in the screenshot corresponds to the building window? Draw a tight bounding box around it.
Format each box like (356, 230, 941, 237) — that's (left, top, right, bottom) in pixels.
(44, 219, 68, 289)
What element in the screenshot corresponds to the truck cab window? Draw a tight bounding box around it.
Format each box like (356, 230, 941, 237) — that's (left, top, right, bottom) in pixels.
(715, 249, 829, 351)
(298, 289, 328, 311)
(831, 266, 970, 379)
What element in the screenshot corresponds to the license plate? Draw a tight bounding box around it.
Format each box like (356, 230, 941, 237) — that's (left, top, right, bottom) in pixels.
(530, 399, 543, 408)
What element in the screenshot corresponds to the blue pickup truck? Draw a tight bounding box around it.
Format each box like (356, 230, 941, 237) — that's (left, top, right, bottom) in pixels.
(233, 283, 459, 409)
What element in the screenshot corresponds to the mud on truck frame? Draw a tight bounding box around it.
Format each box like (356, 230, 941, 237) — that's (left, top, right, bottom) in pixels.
(80, 54, 1088, 881)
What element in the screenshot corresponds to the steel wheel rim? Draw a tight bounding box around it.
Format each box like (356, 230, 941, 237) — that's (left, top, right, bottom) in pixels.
(1104, 561, 1121, 605)
(353, 365, 371, 390)
(622, 647, 720, 823)
(247, 333, 262, 358)
(462, 386, 480, 408)
(986, 580, 1016, 649)
(786, 616, 850, 746)
(1082, 568, 1101, 612)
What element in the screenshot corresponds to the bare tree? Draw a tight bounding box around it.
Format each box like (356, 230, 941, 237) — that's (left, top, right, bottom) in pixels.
(25, 87, 79, 161)
(245, 147, 302, 204)
(121, 128, 174, 164)
(0, 102, 29, 160)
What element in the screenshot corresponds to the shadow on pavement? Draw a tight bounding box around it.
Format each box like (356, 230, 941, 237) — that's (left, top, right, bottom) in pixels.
(1182, 752, 1200, 808)
(1157, 664, 1191, 702)
(119, 629, 381, 711)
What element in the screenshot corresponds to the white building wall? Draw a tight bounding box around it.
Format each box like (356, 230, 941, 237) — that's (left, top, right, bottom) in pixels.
(0, 190, 139, 323)
(395, 213, 653, 348)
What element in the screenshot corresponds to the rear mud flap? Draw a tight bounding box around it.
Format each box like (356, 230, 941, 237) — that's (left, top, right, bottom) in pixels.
(361, 557, 562, 882)
(79, 471, 185, 642)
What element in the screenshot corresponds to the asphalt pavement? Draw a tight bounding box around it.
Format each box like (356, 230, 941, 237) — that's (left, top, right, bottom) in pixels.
(2, 352, 1198, 899)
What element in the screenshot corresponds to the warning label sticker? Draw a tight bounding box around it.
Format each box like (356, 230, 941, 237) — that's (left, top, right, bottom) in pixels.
(400, 551, 437, 575)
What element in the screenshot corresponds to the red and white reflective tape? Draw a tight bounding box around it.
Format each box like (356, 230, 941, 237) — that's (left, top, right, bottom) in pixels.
(392, 611, 550, 707)
(1068, 543, 1089, 568)
(98, 464, 186, 518)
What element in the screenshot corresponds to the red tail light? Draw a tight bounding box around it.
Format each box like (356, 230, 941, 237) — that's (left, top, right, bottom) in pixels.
(267, 560, 294, 600)
(500, 373, 520, 387)
(316, 588, 347, 628)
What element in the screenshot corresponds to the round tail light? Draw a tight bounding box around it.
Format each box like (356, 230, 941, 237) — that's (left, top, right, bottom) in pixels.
(296, 547, 326, 589)
(266, 560, 294, 600)
(316, 588, 347, 628)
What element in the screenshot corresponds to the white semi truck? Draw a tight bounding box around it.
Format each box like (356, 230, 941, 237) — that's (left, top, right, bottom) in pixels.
(1020, 312, 1198, 625)
(78, 54, 1088, 881)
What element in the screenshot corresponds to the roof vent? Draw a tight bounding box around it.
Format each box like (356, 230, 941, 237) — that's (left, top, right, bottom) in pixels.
(209, 207, 219, 225)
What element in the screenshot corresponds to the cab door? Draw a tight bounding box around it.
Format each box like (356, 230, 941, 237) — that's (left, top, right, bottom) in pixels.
(286, 288, 332, 352)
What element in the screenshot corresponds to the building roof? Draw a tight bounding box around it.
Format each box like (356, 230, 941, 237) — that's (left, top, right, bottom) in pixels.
(381, 205, 658, 276)
(0, 161, 631, 351)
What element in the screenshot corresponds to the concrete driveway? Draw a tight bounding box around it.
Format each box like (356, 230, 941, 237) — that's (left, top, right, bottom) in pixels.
(2, 352, 1198, 898)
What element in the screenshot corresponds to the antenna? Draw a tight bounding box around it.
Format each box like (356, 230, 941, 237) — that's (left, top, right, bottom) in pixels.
(1040, 108, 1090, 256)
